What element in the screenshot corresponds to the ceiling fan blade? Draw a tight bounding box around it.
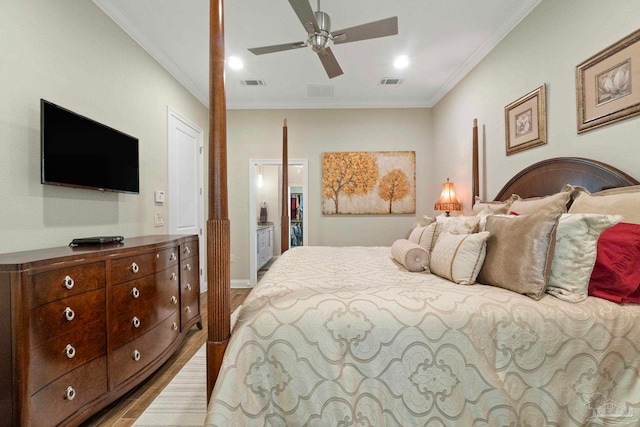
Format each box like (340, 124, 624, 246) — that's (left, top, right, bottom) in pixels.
(248, 41, 307, 55)
(332, 16, 398, 44)
(288, 0, 319, 33)
(317, 47, 343, 79)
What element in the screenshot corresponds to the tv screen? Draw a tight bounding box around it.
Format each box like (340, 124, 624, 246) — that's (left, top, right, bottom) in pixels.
(41, 99, 140, 194)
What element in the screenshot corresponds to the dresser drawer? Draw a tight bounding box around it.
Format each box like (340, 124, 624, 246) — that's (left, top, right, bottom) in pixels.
(110, 267, 180, 349)
(110, 246, 179, 284)
(30, 288, 105, 346)
(29, 262, 105, 308)
(111, 266, 179, 313)
(181, 239, 198, 259)
(181, 259, 200, 328)
(30, 319, 106, 394)
(30, 356, 107, 427)
(111, 311, 180, 387)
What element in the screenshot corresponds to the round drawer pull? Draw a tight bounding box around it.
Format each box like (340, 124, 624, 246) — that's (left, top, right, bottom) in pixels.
(185, 306, 191, 314)
(170, 295, 178, 304)
(172, 322, 178, 331)
(64, 307, 75, 322)
(185, 263, 191, 271)
(63, 275, 75, 290)
(184, 246, 191, 254)
(133, 349, 141, 361)
(170, 272, 177, 281)
(65, 386, 76, 401)
(170, 252, 177, 261)
(65, 344, 76, 359)
(131, 287, 140, 299)
(131, 262, 139, 274)
(132, 316, 141, 328)
(186, 283, 192, 291)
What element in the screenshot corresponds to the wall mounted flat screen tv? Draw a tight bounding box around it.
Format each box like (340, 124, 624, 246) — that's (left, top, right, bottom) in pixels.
(41, 99, 140, 194)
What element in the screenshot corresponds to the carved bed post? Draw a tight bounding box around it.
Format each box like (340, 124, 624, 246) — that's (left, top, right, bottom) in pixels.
(281, 119, 290, 253)
(206, 0, 230, 401)
(472, 118, 479, 205)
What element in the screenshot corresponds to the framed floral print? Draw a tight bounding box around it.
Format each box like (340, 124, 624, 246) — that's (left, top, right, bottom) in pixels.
(505, 84, 547, 156)
(577, 28, 640, 133)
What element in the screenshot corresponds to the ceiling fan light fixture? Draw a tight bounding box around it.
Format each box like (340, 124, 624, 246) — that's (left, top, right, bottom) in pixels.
(394, 55, 409, 69)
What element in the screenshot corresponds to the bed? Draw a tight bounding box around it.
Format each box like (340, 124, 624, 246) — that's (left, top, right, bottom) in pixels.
(204, 2, 640, 425)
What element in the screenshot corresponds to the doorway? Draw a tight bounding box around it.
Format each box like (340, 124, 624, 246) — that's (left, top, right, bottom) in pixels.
(249, 159, 308, 286)
(168, 107, 206, 292)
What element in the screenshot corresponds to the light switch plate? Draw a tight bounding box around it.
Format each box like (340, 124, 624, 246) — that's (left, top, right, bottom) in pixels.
(154, 190, 165, 203)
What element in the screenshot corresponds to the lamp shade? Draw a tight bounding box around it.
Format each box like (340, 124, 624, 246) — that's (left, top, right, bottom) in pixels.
(434, 178, 461, 215)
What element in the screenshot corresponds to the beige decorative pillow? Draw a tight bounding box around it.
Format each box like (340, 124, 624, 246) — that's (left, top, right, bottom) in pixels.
(408, 222, 438, 251)
(391, 239, 430, 273)
(547, 213, 622, 302)
(569, 185, 640, 224)
(508, 191, 571, 215)
(434, 215, 481, 243)
(430, 231, 490, 285)
(405, 215, 436, 239)
(477, 212, 561, 300)
(472, 195, 516, 215)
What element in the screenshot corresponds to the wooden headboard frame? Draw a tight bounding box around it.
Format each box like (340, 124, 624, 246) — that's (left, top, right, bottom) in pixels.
(471, 120, 639, 203)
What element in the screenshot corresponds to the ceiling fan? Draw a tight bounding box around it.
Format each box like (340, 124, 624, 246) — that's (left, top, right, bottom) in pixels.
(248, 0, 398, 79)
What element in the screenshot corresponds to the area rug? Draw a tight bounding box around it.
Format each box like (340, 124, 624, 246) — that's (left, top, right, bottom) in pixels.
(133, 306, 241, 426)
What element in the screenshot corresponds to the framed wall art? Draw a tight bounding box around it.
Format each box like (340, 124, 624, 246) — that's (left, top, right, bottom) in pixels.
(504, 84, 547, 155)
(321, 151, 415, 215)
(576, 28, 640, 133)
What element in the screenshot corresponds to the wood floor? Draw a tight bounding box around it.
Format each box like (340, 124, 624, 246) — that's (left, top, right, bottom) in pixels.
(81, 288, 252, 427)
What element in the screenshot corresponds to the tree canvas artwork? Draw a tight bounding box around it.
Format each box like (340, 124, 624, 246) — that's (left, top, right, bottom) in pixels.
(322, 151, 416, 215)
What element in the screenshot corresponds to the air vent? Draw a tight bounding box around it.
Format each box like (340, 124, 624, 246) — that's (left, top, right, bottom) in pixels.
(379, 78, 403, 85)
(241, 79, 266, 86)
(307, 85, 334, 97)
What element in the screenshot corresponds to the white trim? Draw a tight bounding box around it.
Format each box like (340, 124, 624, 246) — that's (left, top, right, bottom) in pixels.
(231, 279, 251, 289)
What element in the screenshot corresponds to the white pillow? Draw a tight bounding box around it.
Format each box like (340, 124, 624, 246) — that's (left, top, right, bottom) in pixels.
(434, 215, 481, 243)
(546, 213, 622, 302)
(391, 239, 430, 272)
(430, 231, 490, 285)
(408, 222, 438, 252)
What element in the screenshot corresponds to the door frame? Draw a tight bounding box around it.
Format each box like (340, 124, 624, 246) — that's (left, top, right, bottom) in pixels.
(167, 107, 206, 292)
(249, 158, 308, 286)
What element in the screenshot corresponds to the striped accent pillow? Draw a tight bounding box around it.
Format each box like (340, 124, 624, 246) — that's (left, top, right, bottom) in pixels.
(430, 231, 489, 285)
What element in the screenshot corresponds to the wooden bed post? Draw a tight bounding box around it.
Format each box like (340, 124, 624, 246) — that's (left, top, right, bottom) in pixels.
(281, 119, 290, 253)
(472, 118, 479, 205)
(206, 0, 230, 401)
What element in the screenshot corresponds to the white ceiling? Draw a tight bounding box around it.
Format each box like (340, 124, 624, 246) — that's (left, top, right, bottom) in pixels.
(93, 0, 540, 109)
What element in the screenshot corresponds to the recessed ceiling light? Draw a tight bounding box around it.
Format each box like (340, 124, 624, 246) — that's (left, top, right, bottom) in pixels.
(394, 55, 409, 69)
(228, 56, 244, 70)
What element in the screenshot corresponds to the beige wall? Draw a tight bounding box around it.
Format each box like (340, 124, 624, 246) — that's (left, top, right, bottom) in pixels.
(6, 0, 638, 286)
(227, 108, 432, 281)
(432, 0, 640, 211)
(0, 1, 208, 254)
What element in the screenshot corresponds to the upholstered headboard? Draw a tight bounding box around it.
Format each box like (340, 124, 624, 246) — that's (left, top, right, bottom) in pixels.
(492, 157, 639, 201)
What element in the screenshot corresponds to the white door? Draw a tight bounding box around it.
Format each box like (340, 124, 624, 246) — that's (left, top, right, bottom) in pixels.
(168, 108, 206, 292)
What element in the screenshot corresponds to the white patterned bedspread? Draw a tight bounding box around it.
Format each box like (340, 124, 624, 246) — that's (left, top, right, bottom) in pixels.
(205, 246, 640, 426)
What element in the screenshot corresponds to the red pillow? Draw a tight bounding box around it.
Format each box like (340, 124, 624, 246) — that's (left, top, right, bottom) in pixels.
(589, 222, 640, 304)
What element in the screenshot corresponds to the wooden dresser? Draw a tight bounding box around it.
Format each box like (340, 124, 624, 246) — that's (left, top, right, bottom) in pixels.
(0, 235, 201, 427)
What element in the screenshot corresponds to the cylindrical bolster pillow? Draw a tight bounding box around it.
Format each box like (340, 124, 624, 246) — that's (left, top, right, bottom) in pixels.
(391, 239, 430, 272)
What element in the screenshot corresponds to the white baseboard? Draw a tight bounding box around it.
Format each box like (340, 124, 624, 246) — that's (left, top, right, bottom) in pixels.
(231, 279, 252, 288)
